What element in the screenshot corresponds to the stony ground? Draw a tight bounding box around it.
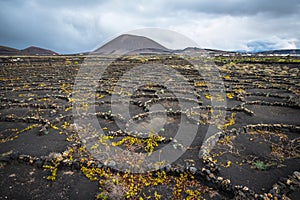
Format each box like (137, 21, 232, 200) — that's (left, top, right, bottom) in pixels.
(0, 55, 299, 199)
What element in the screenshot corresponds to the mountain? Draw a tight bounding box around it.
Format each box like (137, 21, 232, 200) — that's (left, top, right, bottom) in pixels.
(21, 46, 58, 55)
(174, 47, 238, 56)
(0, 46, 21, 55)
(0, 45, 58, 55)
(94, 34, 170, 55)
(257, 49, 300, 55)
(173, 47, 205, 54)
(178, 48, 300, 56)
(129, 47, 171, 55)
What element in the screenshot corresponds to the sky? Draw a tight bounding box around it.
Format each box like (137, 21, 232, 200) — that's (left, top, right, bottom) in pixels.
(0, 0, 300, 54)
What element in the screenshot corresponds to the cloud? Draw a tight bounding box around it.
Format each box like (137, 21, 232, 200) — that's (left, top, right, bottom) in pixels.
(0, 0, 299, 53)
(247, 37, 299, 52)
(166, 0, 300, 16)
(127, 28, 198, 49)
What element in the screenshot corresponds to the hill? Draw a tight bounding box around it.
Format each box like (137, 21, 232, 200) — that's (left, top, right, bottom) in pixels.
(0, 46, 21, 55)
(257, 49, 300, 55)
(21, 46, 58, 55)
(0, 45, 58, 55)
(94, 34, 170, 55)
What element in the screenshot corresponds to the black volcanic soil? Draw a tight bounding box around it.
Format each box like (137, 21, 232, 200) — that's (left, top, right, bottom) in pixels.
(0, 55, 299, 199)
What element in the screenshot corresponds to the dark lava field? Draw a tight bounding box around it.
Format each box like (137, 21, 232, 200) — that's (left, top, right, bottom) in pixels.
(0, 55, 299, 199)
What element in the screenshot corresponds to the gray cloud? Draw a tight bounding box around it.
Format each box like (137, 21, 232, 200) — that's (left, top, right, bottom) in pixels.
(247, 37, 299, 52)
(0, 0, 299, 53)
(167, 0, 300, 16)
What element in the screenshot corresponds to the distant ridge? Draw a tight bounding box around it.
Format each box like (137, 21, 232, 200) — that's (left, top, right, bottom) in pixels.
(1, 40, 299, 56)
(175, 47, 300, 55)
(21, 46, 58, 55)
(0, 46, 20, 55)
(0, 45, 58, 55)
(174, 47, 237, 55)
(257, 49, 300, 55)
(94, 34, 170, 55)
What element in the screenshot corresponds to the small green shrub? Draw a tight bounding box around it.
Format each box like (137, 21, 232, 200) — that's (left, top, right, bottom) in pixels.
(65, 59, 72, 65)
(254, 160, 266, 170)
